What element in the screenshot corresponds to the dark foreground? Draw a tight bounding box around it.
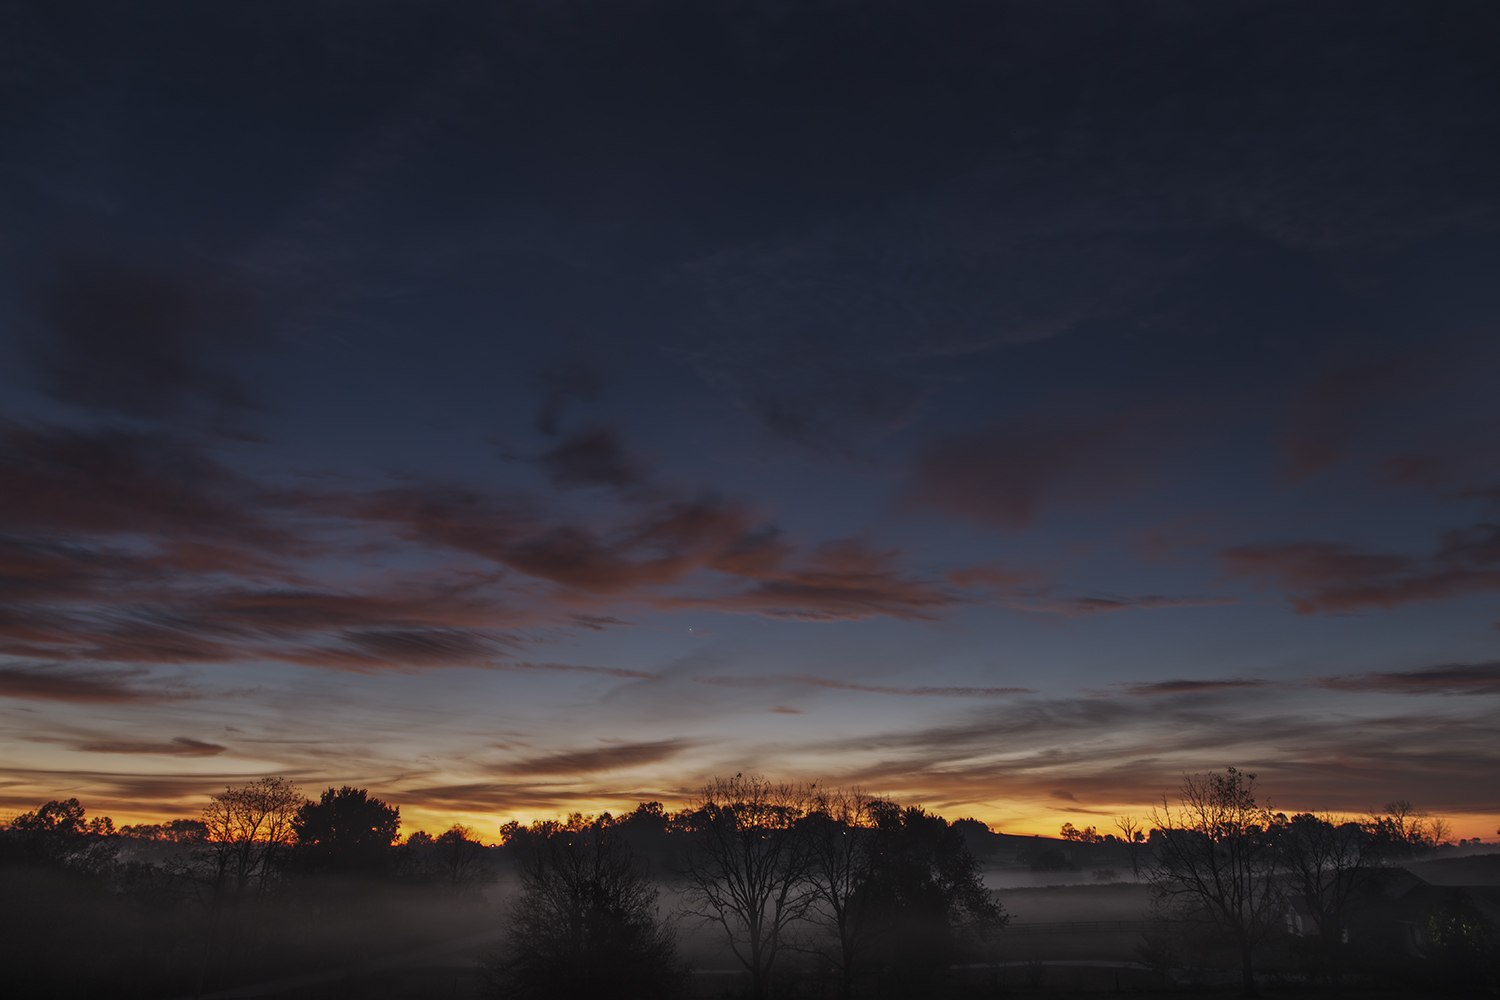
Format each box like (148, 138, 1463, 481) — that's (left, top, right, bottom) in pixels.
(190, 963, 1492, 1000)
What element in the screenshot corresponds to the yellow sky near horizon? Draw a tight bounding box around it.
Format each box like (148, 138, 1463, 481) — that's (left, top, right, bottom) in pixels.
(8, 779, 1496, 847)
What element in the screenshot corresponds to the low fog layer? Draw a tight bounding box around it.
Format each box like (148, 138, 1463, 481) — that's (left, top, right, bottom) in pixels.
(4, 770, 1497, 998)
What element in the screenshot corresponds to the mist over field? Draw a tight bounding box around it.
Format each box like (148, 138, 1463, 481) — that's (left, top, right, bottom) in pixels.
(4, 773, 1498, 998)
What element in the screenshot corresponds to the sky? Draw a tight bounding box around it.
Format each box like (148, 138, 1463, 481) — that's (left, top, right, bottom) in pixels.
(2, 0, 1498, 840)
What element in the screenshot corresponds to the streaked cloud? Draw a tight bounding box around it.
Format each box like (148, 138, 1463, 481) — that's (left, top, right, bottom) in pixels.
(1222, 527, 1500, 613)
(500, 738, 696, 776)
(0, 664, 188, 704)
(1317, 661, 1500, 696)
(694, 674, 1031, 698)
(1121, 678, 1271, 697)
(75, 736, 227, 757)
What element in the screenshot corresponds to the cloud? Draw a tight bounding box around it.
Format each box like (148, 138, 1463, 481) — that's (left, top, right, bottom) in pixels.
(533, 356, 607, 436)
(19, 255, 262, 423)
(0, 416, 965, 685)
(75, 737, 227, 757)
(0, 423, 290, 548)
(695, 541, 961, 622)
(0, 579, 524, 670)
(360, 489, 753, 593)
(948, 567, 1235, 618)
(504, 661, 660, 681)
(506, 501, 752, 593)
(360, 490, 959, 621)
(1277, 359, 1414, 482)
(1222, 525, 1500, 613)
(1013, 594, 1237, 617)
(1122, 679, 1270, 697)
(0, 664, 182, 704)
(500, 739, 695, 776)
(268, 627, 505, 672)
(0, 767, 282, 816)
(906, 407, 1170, 530)
(693, 674, 1031, 698)
(1318, 662, 1500, 696)
(532, 426, 646, 491)
(947, 565, 1039, 590)
(796, 690, 1500, 816)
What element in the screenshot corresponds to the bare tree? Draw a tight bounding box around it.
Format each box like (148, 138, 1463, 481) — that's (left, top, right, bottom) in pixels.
(1148, 768, 1283, 995)
(1114, 815, 1145, 880)
(199, 776, 305, 900)
(1367, 800, 1450, 860)
(800, 787, 879, 999)
(680, 774, 812, 999)
(184, 777, 304, 995)
(1275, 813, 1374, 980)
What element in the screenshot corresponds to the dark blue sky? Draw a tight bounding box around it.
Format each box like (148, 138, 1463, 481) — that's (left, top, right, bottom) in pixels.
(2, 1, 1498, 835)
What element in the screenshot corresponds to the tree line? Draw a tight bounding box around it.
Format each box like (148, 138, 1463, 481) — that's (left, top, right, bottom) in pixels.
(493, 775, 1005, 999)
(0, 779, 500, 998)
(1127, 768, 1494, 995)
(2, 769, 1495, 998)
(0, 774, 1004, 999)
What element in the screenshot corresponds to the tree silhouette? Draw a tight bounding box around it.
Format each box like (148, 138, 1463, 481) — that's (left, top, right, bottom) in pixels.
(1274, 812, 1376, 981)
(1148, 768, 1282, 996)
(293, 786, 401, 874)
(856, 802, 1005, 995)
(405, 825, 493, 896)
(1366, 800, 1450, 860)
(2, 798, 118, 874)
(493, 815, 682, 999)
(681, 775, 812, 1000)
(1114, 815, 1145, 880)
(800, 788, 880, 999)
(199, 776, 305, 900)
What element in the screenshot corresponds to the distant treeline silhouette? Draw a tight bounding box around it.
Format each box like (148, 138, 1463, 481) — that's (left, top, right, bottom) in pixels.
(1, 769, 1495, 998)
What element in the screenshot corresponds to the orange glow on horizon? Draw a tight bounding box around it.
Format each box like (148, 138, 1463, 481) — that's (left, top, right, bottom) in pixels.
(45, 797, 1496, 848)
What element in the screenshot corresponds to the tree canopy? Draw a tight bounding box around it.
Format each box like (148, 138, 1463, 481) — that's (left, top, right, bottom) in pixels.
(293, 786, 401, 874)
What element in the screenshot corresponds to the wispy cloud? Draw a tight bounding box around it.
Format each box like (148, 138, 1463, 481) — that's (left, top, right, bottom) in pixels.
(1121, 678, 1271, 697)
(693, 674, 1031, 698)
(75, 737, 227, 757)
(795, 691, 1500, 817)
(1222, 527, 1500, 613)
(1317, 661, 1500, 696)
(0, 664, 188, 704)
(0, 417, 972, 688)
(532, 425, 647, 492)
(503, 661, 660, 680)
(19, 255, 263, 425)
(1010, 594, 1238, 617)
(948, 565, 1235, 618)
(907, 409, 1166, 530)
(500, 738, 696, 776)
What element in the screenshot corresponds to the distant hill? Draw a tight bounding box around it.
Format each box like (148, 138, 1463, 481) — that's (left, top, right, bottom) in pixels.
(1405, 853, 1500, 886)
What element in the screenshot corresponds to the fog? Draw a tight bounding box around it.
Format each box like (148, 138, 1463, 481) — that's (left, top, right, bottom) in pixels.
(5, 780, 1498, 998)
